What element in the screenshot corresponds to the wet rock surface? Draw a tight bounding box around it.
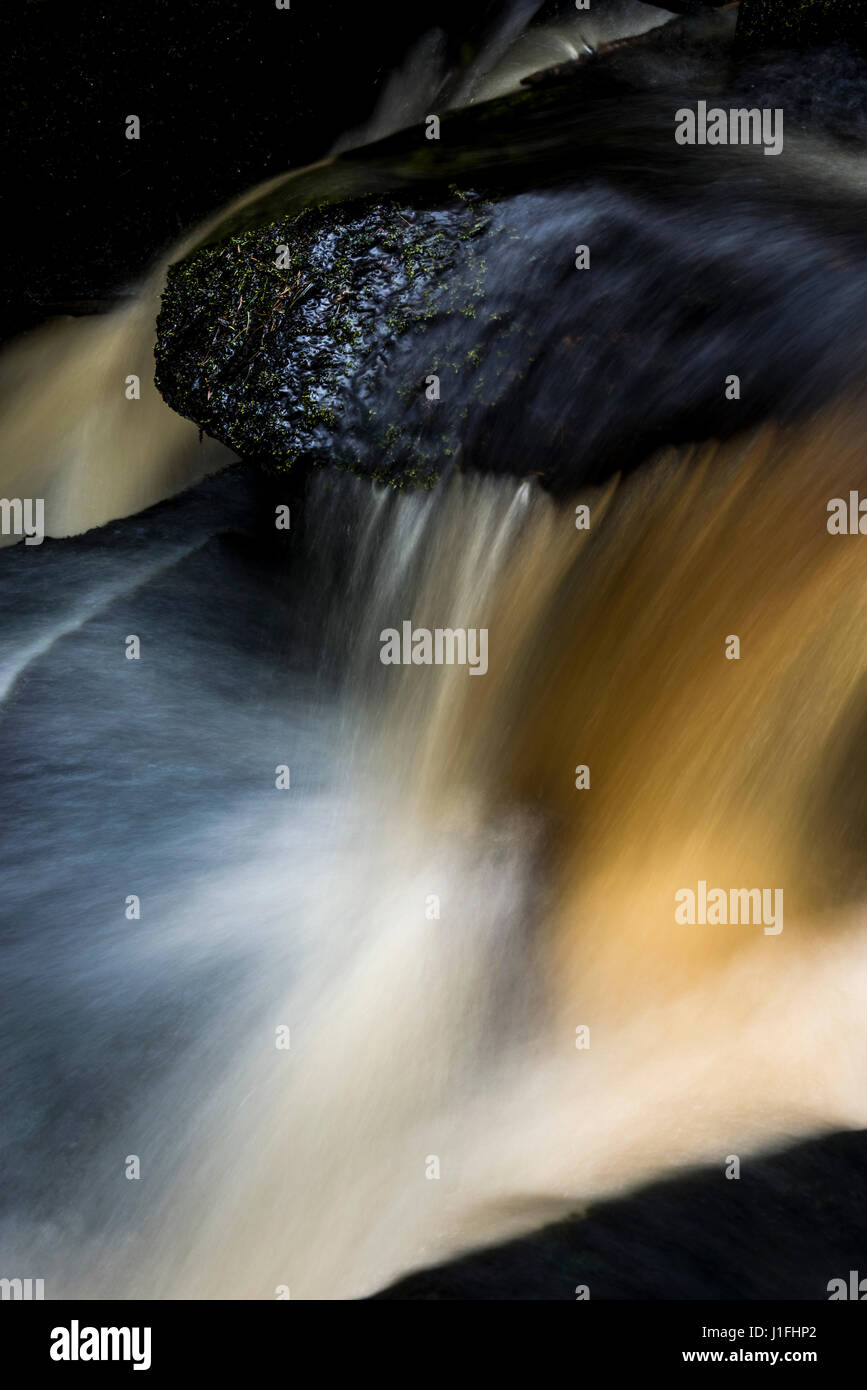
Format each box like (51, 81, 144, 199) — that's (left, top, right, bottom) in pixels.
(155, 15, 867, 492)
(374, 1129, 867, 1299)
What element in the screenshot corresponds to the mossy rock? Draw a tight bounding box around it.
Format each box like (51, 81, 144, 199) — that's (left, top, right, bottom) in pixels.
(154, 10, 867, 493)
(153, 12, 746, 491)
(155, 188, 533, 488)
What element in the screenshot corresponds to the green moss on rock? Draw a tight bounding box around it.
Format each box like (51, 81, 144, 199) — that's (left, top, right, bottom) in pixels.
(156, 187, 531, 486)
(153, 6, 864, 495)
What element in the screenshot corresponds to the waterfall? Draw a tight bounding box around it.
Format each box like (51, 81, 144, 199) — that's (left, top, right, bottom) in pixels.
(2, 0, 867, 1301)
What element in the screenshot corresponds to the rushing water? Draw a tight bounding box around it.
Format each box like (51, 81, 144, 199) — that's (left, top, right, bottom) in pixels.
(2, 3, 867, 1299)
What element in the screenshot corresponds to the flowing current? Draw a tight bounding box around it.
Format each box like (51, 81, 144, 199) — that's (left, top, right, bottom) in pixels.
(2, 4, 867, 1299)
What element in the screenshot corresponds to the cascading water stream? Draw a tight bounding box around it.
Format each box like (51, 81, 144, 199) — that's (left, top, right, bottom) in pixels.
(2, 1, 867, 1300)
(3, 405, 867, 1297)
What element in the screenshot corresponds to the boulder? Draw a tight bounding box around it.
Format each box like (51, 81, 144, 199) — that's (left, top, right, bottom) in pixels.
(155, 10, 867, 492)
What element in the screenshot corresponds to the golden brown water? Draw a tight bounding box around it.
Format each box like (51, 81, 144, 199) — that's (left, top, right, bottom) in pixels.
(75, 400, 863, 1300)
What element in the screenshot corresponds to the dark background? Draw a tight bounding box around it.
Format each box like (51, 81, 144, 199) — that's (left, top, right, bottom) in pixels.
(1, 0, 514, 340)
(1, 0, 699, 342)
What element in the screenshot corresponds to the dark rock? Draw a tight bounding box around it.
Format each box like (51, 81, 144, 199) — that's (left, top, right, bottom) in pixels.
(373, 1129, 867, 1299)
(155, 20, 867, 493)
(157, 192, 501, 489)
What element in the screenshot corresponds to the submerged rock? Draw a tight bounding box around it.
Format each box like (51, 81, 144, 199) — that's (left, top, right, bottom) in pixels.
(155, 11, 867, 492)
